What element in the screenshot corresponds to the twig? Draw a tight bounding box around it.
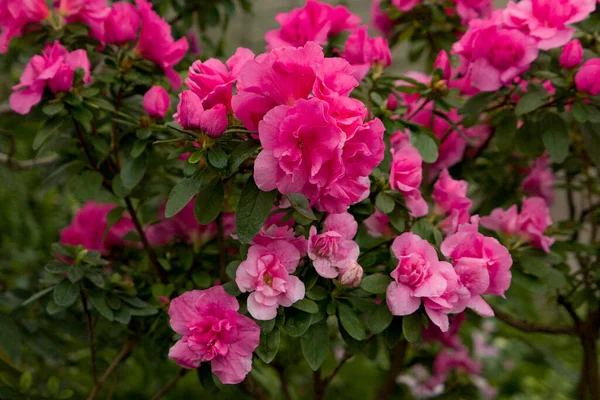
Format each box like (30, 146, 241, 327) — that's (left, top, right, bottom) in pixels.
(322, 352, 353, 387)
(73, 119, 97, 169)
(491, 305, 577, 335)
(216, 213, 228, 282)
(0, 129, 15, 168)
(80, 290, 98, 383)
(151, 369, 188, 400)
(87, 338, 135, 400)
(404, 99, 430, 121)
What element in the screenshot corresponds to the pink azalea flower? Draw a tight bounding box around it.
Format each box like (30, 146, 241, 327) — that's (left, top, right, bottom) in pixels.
(103, 2, 140, 45)
(391, 0, 421, 12)
(342, 26, 392, 81)
(173, 90, 227, 137)
(0, 0, 49, 53)
(518, 196, 554, 253)
(504, 0, 596, 50)
(60, 202, 135, 254)
(56, 0, 110, 43)
(429, 348, 482, 386)
(371, 0, 395, 36)
(433, 169, 472, 215)
(433, 50, 452, 80)
(389, 133, 429, 217)
(252, 223, 308, 257)
(363, 210, 393, 238)
(560, 39, 583, 68)
(135, 0, 188, 90)
(168, 286, 260, 384)
(480, 205, 520, 236)
(453, 13, 539, 91)
(422, 312, 466, 349)
(575, 59, 600, 96)
(454, 0, 492, 24)
(236, 238, 306, 320)
(520, 156, 555, 205)
(441, 216, 513, 314)
(308, 212, 360, 279)
(265, 0, 360, 49)
(10, 41, 90, 115)
(386, 232, 466, 331)
(143, 85, 170, 119)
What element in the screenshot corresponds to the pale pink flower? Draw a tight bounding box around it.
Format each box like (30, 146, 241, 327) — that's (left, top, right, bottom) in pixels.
(265, 0, 360, 49)
(389, 133, 429, 217)
(342, 26, 392, 81)
(60, 202, 135, 255)
(520, 156, 555, 205)
(0, 0, 49, 53)
(56, 0, 110, 43)
(480, 205, 520, 236)
(518, 196, 554, 253)
(103, 2, 140, 45)
(364, 210, 393, 238)
(236, 239, 305, 320)
(252, 223, 308, 257)
(433, 169, 472, 215)
(575, 59, 600, 96)
(504, 0, 596, 50)
(10, 41, 90, 114)
(143, 85, 170, 119)
(397, 364, 445, 398)
(135, 0, 188, 89)
(308, 212, 360, 279)
(386, 233, 465, 331)
(168, 286, 260, 384)
(560, 39, 583, 68)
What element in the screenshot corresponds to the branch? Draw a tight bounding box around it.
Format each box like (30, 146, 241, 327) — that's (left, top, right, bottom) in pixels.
(216, 213, 228, 282)
(377, 339, 408, 400)
(151, 369, 188, 400)
(87, 338, 135, 400)
(80, 290, 98, 383)
(491, 305, 577, 335)
(323, 352, 353, 387)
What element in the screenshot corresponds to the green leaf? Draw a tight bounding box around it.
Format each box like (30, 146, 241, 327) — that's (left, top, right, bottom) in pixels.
(194, 178, 224, 224)
(114, 306, 131, 324)
(375, 192, 395, 214)
(45, 262, 70, 274)
(130, 140, 147, 158)
(19, 371, 32, 392)
(120, 296, 151, 308)
(361, 274, 392, 294)
(337, 303, 366, 340)
(187, 150, 204, 164)
(282, 309, 313, 337)
(136, 128, 153, 140)
(22, 287, 54, 306)
(207, 146, 228, 169)
(227, 140, 260, 175)
(580, 122, 600, 166)
(388, 207, 406, 232)
(46, 300, 64, 315)
(494, 110, 518, 152)
(258, 319, 276, 334)
(53, 280, 78, 307)
(165, 174, 205, 218)
(301, 319, 329, 371)
(67, 266, 84, 283)
(459, 91, 501, 119)
(42, 102, 65, 116)
(121, 154, 147, 189)
(409, 128, 438, 163)
(307, 285, 329, 301)
(286, 194, 317, 220)
(47, 377, 59, 396)
(236, 176, 277, 243)
(541, 112, 569, 163)
(515, 85, 548, 115)
(88, 291, 114, 321)
(69, 170, 103, 202)
(365, 305, 393, 334)
(293, 298, 319, 314)
(85, 271, 105, 288)
(223, 281, 241, 296)
(516, 120, 545, 158)
(71, 106, 93, 130)
(0, 315, 21, 366)
(226, 261, 241, 280)
(255, 327, 280, 363)
(402, 313, 422, 343)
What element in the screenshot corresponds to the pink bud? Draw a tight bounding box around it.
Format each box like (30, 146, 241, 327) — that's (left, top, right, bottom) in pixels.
(339, 262, 363, 288)
(143, 86, 170, 119)
(433, 50, 451, 80)
(104, 2, 141, 45)
(575, 59, 600, 96)
(560, 39, 583, 69)
(158, 296, 170, 305)
(174, 90, 204, 129)
(387, 93, 398, 111)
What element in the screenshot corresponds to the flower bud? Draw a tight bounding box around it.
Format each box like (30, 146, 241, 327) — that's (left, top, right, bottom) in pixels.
(433, 50, 451, 80)
(387, 93, 398, 111)
(575, 59, 600, 96)
(174, 90, 204, 129)
(559, 39, 583, 69)
(339, 261, 363, 288)
(104, 2, 141, 45)
(143, 86, 170, 119)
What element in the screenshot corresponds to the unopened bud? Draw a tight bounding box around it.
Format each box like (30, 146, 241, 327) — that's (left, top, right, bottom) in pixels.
(339, 262, 363, 288)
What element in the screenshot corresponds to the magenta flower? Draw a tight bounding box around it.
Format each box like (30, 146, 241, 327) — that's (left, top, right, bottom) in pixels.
(10, 41, 90, 115)
(56, 0, 110, 43)
(517, 196, 555, 253)
(265, 0, 360, 49)
(371, 0, 395, 36)
(575, 59, 600, 96)
(309, 212, 360, 279)
(0, 0, 49, 53)
(103, 2, 140, 45)
(143, 86, 170, 119)
(433, 50, 452, 80)
(391, 0, 421, 12)
(173, 90, 227, 137)
(135, 0, 188, 90)
(454, 0, 492, 24)
(60, 202, 135, 255)
(342, 26, 392, 81)
(433, 169, 472, 234)
(560, 39, 583, 68)
(168, 286, 260, 384)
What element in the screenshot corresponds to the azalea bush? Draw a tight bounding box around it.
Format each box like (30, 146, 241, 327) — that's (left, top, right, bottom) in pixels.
(1, 0, 600, 398)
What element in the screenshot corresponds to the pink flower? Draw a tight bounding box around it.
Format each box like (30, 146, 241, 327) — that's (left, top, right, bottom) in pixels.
(60, 202, 135, 254)
(386, 233, 465, 331)
(560, 39, 583, 68)
(56, 0, 110, 43)
(387, 93, 399, 111)
(504, 0, 596, 50)
(252, 223, 308, 257)
(103, 2, 140, 45)
(480, 205, 520, 236)
(236, 239, 306, 320)
(265, 0, 360, 49)
(0, 0, 49, 53)
(308, 212, 360, 279)
(433, 50, 452, 80)
(364, 210, 393, 238)
(135, 0, 188, 90)
(453, 15, 538, 91)
(441, 217, 513, 314)
(520, 156, 555, 205)
(391, 0, 421, 12)
(433, 169, 472, 215)
(342, 26, 392, 81)
(173, 90, 227, 137)
(422, 312, 466, 349)
(575, 59, 600, 96)
(432, 348, 482, 382)
(518, 196, 554, 253)
(371, 0, 395, 36)
(168, 286, 260, 384)
(454, 0, 492, 23)
(389, 133, 428, 217)
(143, 86, 170, 119)
(10, 41, 90, 115)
